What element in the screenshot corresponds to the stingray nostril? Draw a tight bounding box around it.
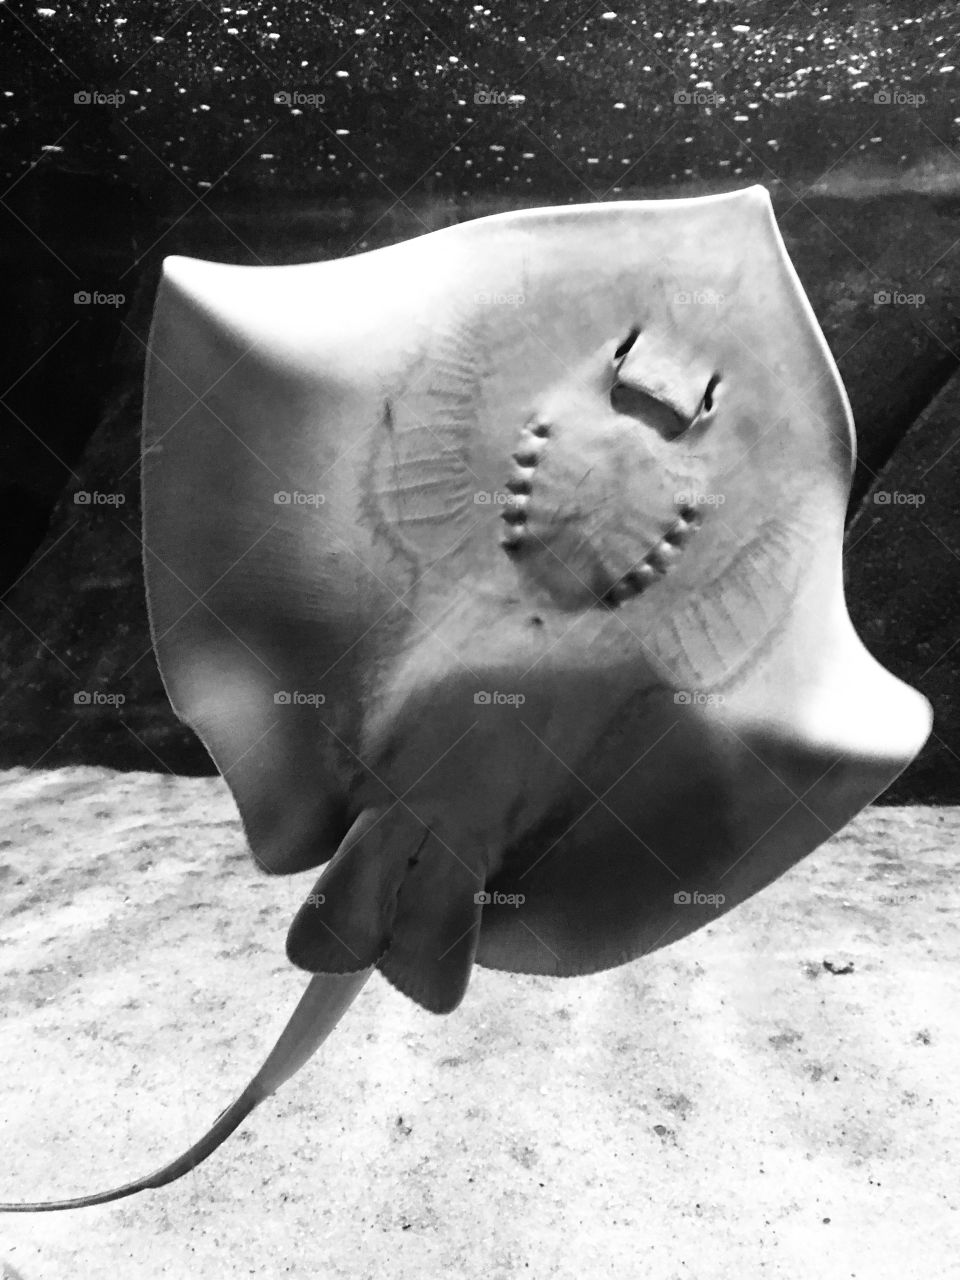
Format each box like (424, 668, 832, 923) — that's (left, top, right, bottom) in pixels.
(702, 373, 721, 414)
(614, 326, 641, 362)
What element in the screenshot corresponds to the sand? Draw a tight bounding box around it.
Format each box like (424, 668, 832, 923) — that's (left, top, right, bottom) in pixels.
(0, 767, 957, 1279)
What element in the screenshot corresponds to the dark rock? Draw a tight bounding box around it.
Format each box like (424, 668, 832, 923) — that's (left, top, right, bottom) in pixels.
(846, 368, 960, 802)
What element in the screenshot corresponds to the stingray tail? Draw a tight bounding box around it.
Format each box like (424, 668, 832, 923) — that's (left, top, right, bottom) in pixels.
(0, 969, 370, 1212)
(286, 808, 485, 1014)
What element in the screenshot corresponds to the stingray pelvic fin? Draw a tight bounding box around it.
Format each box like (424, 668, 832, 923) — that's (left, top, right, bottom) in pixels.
(0, 970, 370, 1212)
(287, 809, 485, 1014)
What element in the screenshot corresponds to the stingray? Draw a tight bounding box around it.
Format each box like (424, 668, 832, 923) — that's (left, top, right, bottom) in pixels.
(1, 186, 930, 1211)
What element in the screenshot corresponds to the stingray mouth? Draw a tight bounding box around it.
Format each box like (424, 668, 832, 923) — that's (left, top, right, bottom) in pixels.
(499, 412, 704, 608)
(598, 503, 703, 607)
(502, 493, 703, 609)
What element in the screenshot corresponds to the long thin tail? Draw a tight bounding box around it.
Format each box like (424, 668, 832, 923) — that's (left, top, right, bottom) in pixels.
(0, 969, 371, 1212)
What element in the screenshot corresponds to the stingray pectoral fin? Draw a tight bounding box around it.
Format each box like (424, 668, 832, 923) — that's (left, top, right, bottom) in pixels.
(142, 257, 369, 876)
(476, 629, 931, 979)
(0, 970, 370, 1213)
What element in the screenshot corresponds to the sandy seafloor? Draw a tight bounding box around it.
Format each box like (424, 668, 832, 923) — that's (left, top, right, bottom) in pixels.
(0, 767, 957, 1280)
